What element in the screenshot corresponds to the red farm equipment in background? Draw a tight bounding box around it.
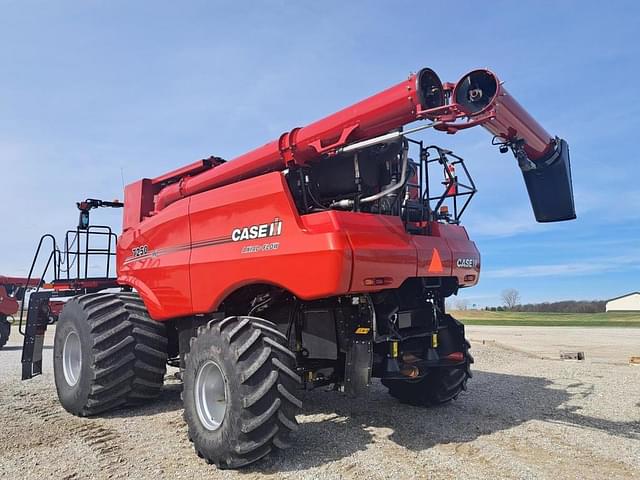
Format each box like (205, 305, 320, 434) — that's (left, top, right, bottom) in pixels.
(0, 275, 66, 349)
(0, 276, 40, 348)
(19, 66, 575, 468)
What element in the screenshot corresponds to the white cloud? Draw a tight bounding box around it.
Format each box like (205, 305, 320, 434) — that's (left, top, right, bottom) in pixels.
(484, 252, 640, 279)
(464, 206, 549, 238)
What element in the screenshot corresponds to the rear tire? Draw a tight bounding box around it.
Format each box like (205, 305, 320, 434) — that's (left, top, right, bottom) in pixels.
(183, 316, 301, 469)
(383, 315, 473, 406)
(0, 316, 10, 349)
(53, 292, 168, 416)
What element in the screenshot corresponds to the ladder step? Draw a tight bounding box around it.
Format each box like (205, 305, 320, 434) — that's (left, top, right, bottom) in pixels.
(21, 291, 51, 380)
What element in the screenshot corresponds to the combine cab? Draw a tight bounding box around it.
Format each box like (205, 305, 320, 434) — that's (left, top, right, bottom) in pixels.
(21, 67, 575, 468)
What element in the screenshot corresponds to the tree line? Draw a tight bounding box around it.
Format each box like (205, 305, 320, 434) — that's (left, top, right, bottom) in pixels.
(485, 288, 606, 313)
(496, 300, 606, 313)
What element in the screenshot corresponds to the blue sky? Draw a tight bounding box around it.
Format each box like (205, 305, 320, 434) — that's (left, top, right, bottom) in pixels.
(1, 1, 638, 306)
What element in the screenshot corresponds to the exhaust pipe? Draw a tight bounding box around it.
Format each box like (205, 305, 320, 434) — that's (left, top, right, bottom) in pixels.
(452, 69, 576, 222)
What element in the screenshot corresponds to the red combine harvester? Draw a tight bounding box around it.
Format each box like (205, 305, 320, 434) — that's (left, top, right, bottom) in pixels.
(21, 67, 575, 468)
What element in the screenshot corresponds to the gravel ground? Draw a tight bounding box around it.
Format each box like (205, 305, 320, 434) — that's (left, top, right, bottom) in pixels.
(466, 326, 640, 364)
(0, 326, 639, 480)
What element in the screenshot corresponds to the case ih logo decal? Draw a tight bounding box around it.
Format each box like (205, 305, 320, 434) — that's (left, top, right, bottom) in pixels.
(231, 218, 282, 242)
(456, 258, 476, 268)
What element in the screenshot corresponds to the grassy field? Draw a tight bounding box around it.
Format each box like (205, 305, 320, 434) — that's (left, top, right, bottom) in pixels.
(451, 310, 640, 327)
(7, 309, 640, 327)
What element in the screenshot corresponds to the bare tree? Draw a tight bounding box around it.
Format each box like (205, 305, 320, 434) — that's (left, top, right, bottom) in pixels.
(454, 298, 469, 311)
(501, 288, 520, 310)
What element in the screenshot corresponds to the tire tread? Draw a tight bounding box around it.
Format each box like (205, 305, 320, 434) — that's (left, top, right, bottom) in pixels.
(184, 316, 301, 469)
(56, 292, 167, 416)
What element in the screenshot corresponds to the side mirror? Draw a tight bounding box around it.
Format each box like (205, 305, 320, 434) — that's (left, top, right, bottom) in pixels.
(78, 210, 90, 230)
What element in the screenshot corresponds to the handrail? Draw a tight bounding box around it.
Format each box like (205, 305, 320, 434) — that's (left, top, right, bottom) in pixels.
(18, 226, 119, 335)
(19, 234, 59, 335)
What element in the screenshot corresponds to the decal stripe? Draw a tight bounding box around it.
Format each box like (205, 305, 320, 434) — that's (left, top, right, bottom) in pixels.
(123, 218, 282, 265)
(123, 235, 234, 265)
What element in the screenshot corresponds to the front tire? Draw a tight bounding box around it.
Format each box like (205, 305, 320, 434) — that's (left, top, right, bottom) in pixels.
(0, 315, 10, 349)
(53, 292, 168, 416)
(183, 316, 301, 469)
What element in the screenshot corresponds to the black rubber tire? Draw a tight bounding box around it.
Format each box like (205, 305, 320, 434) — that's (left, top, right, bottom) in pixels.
(0, 316, 10, 349)
(183, 316, 301, 469)
(53, 292, 168, 416)
(383, 316, 473, 407)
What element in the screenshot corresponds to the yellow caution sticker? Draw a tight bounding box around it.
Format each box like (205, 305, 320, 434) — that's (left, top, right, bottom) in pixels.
(354, 327, 371, 335)
(391, 341, 399, 358)
(432, 333, 439, 348)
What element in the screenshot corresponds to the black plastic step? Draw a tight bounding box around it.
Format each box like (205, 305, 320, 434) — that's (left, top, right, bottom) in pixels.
(21, 291, 52, 380)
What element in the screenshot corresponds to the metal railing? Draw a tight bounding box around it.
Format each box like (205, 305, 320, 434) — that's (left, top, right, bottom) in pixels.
(18, 225, 118, 334)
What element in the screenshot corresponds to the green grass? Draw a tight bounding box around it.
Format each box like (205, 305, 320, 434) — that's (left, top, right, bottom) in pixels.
(7, 308, 640, 327)
(450, 310, 640, 327)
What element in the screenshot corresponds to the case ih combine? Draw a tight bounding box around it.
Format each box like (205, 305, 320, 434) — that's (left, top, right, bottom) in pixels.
(19, 67, 575, 468)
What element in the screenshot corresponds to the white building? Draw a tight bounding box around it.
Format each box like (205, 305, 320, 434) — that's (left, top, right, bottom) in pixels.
(606, 292, 640, 312)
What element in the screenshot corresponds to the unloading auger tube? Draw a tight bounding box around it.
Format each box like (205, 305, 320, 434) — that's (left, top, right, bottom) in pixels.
(124, 66, 574, 228)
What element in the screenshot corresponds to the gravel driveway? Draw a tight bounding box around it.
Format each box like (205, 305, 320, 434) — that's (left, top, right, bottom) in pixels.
(1, 326, 638, 480)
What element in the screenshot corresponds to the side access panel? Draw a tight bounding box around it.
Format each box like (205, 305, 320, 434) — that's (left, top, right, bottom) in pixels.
(325, 211, 417, 292)
(434, 223, 480, 287)
(188, 172, 352, 313)
(117, 198, 193, 320)
(412, 223, 480, 288)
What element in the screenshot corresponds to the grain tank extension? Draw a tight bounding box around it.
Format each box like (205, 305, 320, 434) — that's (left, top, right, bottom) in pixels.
(21, 66, 575, 469)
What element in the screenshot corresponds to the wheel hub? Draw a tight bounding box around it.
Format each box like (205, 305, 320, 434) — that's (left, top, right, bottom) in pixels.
(194, 360, 228, 431)
(62, 330, 82, 386)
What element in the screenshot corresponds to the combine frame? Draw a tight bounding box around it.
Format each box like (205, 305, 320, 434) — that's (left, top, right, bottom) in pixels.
(20, 67, 575, 469)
